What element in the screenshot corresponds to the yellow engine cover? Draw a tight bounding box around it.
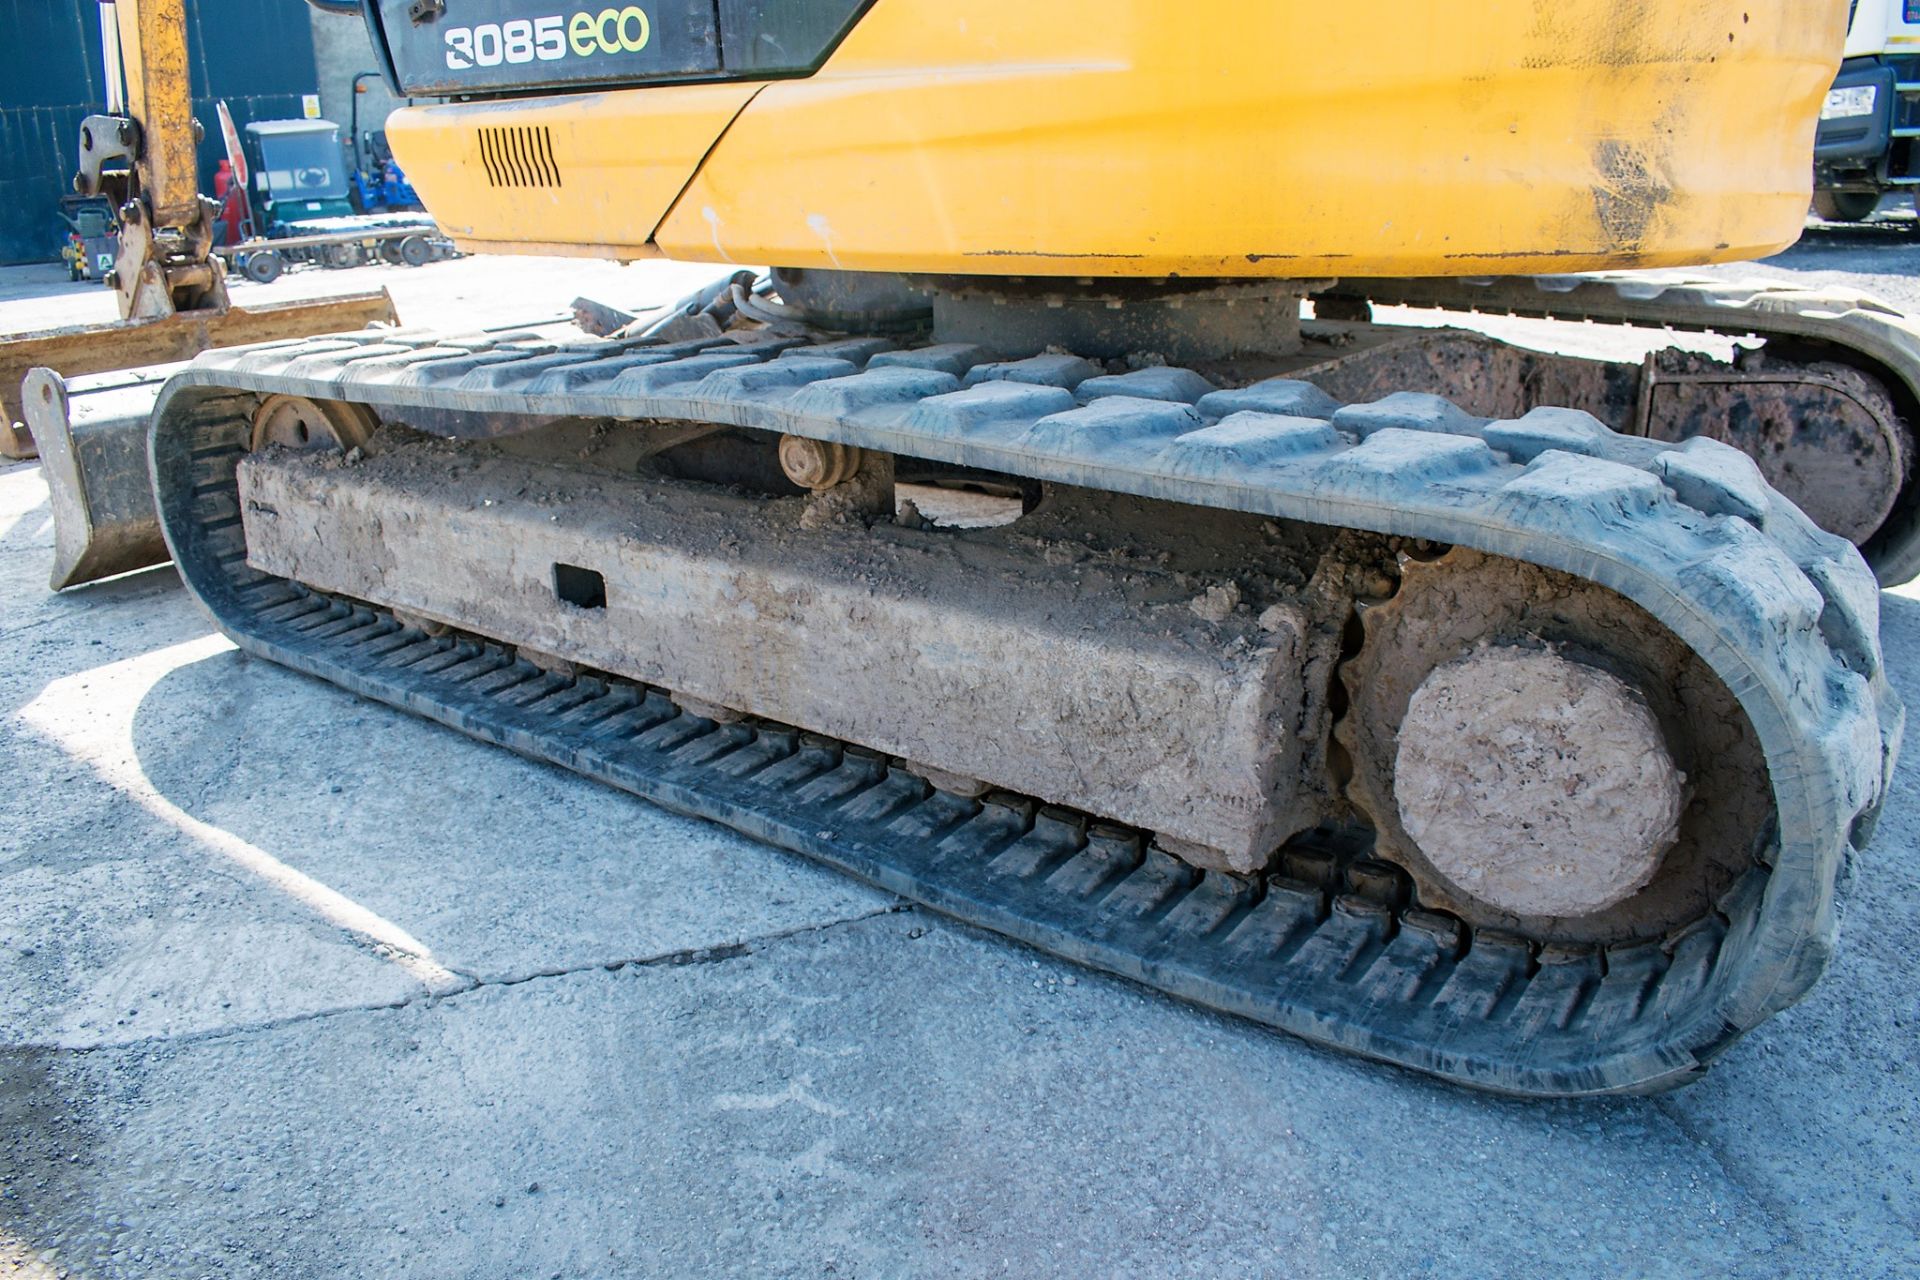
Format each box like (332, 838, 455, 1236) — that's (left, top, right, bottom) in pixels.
(388, 1, 1847, 278)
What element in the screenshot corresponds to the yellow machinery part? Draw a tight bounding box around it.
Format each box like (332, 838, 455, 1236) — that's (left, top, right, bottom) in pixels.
(111, 0, 200, 230)
(386, 82, 758, 259)
(385, 0, 1846, 277)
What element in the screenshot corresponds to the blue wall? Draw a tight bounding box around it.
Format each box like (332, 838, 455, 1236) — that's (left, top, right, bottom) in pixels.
(0, 0, 320, 264)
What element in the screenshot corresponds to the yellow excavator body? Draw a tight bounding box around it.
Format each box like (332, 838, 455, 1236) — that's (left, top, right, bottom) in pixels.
(388, 0, 1846, 276)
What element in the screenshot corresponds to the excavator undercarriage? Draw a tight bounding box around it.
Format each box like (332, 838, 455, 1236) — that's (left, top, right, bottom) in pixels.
(18, 0, 1898, 1094)
(147, 274, 1898, 1095)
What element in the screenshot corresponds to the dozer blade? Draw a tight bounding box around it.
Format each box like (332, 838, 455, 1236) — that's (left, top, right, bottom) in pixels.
(1, 291, 398, 460)
(27, 366, 176, 591)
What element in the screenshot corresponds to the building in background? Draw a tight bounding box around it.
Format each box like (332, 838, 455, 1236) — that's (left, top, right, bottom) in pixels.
(0, 0, 408, 266)
(310, 4, 407, 159)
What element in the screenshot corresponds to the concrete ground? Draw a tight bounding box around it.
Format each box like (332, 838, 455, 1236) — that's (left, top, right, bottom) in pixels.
(1, 242, 1918, 1280)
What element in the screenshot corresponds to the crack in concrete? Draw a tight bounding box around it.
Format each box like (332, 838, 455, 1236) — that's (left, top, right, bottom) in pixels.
(1652, 1096, 1803, 1259)
(444, 901, 912, 994)
(18, 902, 912, 1058)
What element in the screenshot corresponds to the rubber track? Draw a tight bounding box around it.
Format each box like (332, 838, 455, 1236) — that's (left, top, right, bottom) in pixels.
(149, 326, 1901, 1095)
(1323, 271, 1920, 585)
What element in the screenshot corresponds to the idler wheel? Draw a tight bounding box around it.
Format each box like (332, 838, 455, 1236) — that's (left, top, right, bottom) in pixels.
(1338, 547, 1771, 943)
(251, 395, 376, 453)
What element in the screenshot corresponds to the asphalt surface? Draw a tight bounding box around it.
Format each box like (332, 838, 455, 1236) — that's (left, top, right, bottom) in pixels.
(2, 236, 1918, 1279)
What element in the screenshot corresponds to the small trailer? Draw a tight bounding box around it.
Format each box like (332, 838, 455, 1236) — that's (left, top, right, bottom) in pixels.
(217, 219, 458, 283)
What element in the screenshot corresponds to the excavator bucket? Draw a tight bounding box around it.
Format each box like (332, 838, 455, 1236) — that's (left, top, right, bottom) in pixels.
(0, 291, 398, 460)
(28, 365, 176, 591)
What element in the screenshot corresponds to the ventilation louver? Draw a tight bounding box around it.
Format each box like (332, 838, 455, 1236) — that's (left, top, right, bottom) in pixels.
(478, 126, 562, 188)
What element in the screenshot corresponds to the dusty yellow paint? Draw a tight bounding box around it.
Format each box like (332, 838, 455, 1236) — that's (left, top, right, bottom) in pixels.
(384, 83, 759, 257)
(387, 0, 1848, 278)
(114, 0, 200, 226)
